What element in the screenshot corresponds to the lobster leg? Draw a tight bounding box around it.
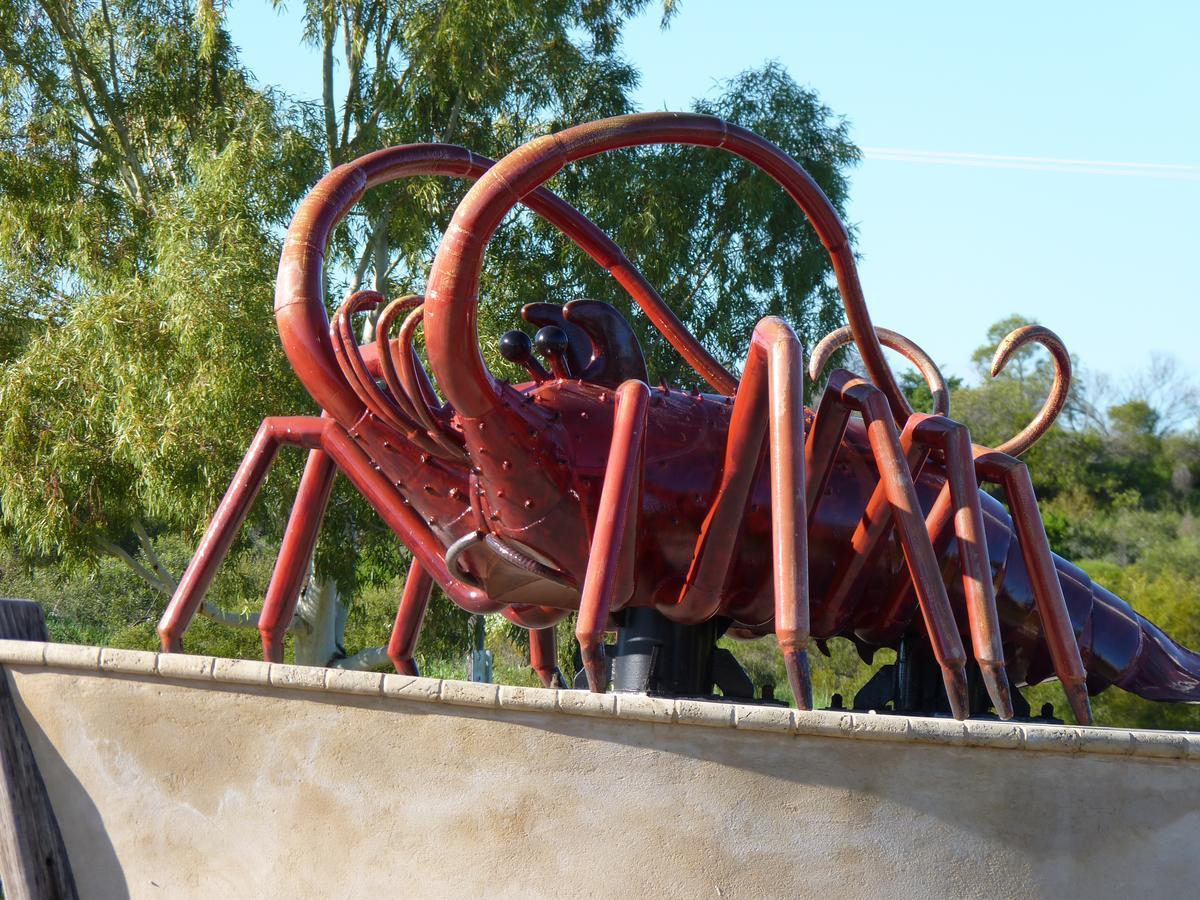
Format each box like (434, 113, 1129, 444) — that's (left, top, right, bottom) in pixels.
(258, 447, 338, 662)
(675, 318, 813, 707)
(819, 375, 971, 719)
(158, 416, 326, 652)
(910, 416, 1013, 720)
(576, 380, 650, 692)
(811, 401, 931, 637)
(974, 450, 1093, 725)
(809, 403, 1015, 718)
(803, 377, 854, 517)
(764, 322, 813, 711)
(386, 560, 436, 676)
(529, 626, 565, 688)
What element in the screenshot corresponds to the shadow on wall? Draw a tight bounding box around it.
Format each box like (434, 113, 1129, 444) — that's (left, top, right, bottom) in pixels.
(10, 680, 128, 900)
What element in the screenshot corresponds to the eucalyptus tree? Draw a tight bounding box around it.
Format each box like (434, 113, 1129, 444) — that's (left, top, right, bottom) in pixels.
(0, 0, 323, 630)
(297, 0, 665, 323)
(0, 0, 862, 669)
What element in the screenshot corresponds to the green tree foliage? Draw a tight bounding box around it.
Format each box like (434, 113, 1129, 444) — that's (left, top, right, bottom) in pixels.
(0, 0, 322, 573)
(0, 2, 862, 668)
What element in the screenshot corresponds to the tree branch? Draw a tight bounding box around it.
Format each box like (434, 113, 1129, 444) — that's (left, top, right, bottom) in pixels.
(41, 0, 153, 207)
(348, 227, 375, 295)
(98, 0, 122, 104)
(333, 646, 391, 671)
(338, 1, 368, 149)
(200, 600, 261, 630)
(440, 88, 464, 143)
(321, 0, 339, 166)
(132, 520, 179, 594)
(97, 539, 172, 596)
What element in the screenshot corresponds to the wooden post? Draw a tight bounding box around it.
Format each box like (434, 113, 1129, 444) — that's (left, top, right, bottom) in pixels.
(0, 599, 78, 899)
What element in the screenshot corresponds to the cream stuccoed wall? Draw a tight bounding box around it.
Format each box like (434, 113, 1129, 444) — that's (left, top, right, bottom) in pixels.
(2, 640, 1199, 899)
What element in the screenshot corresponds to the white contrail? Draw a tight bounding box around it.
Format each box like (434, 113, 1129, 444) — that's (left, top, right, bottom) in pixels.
(862, 147, 1200, 181)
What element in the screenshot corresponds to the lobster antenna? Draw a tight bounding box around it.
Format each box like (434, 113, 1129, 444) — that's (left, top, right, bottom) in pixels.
(275, 141, 738, 427)
(424, 112, 909, 423)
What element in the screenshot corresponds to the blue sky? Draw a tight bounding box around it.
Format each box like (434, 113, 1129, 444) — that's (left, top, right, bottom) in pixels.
(227, 0, 1199, 392)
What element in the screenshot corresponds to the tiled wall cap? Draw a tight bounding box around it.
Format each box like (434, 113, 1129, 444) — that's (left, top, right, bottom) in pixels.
(99, 647, 157, 675)
(615, 693, 675, 724)
(440, 680, 499, 708)
(964, 720, 1025, 750)
(1075, 727, 1133, 756)
(499, 684, 558, 712)
(381, 673, 442, 702)
(908, 717, 968, 747)
(211, 657, 271, 686)
(849, 712, 912, 742)
(557, 690, 617, 718)
(0, 639, 46, 666)
(324, 668, 384, 696)
(1021, 724, 1082, 753)
(676, 699, 735, 727)
(155, 652, 215, 679)
(733, 704, 793, 734)
(6, 640, 1198, 761)
(269, 663, 327, 691)
(43, 643, 101, 670)
(1185, 734, 1200, 761)
(1127, 730, 1190, 759)
(793, 709, 853, 739)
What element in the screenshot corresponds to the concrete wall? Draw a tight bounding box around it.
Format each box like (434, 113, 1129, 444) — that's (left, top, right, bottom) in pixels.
(2, 640, 1198, 899)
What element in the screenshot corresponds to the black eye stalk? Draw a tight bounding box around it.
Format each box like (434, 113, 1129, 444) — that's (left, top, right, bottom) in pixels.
(534, 326, 573, 379)
(498, 330, 551, 382)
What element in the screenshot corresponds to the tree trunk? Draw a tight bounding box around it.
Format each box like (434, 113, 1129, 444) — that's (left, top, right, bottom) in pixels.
(359, 215, 391, 344)
(292, 576, 347, 667)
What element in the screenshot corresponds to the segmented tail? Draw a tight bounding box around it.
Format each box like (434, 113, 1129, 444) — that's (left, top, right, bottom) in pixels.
(1048, 556, 1200, 702)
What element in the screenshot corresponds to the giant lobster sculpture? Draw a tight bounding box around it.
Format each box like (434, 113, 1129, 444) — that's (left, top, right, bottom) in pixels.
(158, 113, 1200, 725)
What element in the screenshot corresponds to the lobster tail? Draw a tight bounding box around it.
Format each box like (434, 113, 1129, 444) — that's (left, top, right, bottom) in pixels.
(1018, 553, 1200, 703)
(1067, 573, 1200, 703)
(1117, 616, 1200, 702)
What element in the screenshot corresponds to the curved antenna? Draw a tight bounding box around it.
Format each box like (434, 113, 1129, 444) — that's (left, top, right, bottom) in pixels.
(330, 292, 415, 431)
(276, 142, 735, 429)
(424, 112, 906, 421)
(990, 324, 1072, 457)
(808, 325, 948, 417)
(333, 292, 413, 428)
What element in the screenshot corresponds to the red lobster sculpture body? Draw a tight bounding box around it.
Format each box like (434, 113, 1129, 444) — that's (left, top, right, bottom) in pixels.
(159, 113, 1200, 725)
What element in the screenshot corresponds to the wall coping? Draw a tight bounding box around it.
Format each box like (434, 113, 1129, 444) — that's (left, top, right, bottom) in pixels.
(2, 639, 1196, 761)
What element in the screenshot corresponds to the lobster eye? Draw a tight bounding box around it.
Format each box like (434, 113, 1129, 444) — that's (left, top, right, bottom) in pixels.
(534, 326, 569, 358)
(499, 329, 550, 383)
(498, 330, 534, 363)
(534, 326, 573, 379)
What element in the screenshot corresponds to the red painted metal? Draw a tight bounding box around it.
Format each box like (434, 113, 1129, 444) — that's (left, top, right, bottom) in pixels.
(159, 114, 1200, 723)
(576, 379, 649, 692)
